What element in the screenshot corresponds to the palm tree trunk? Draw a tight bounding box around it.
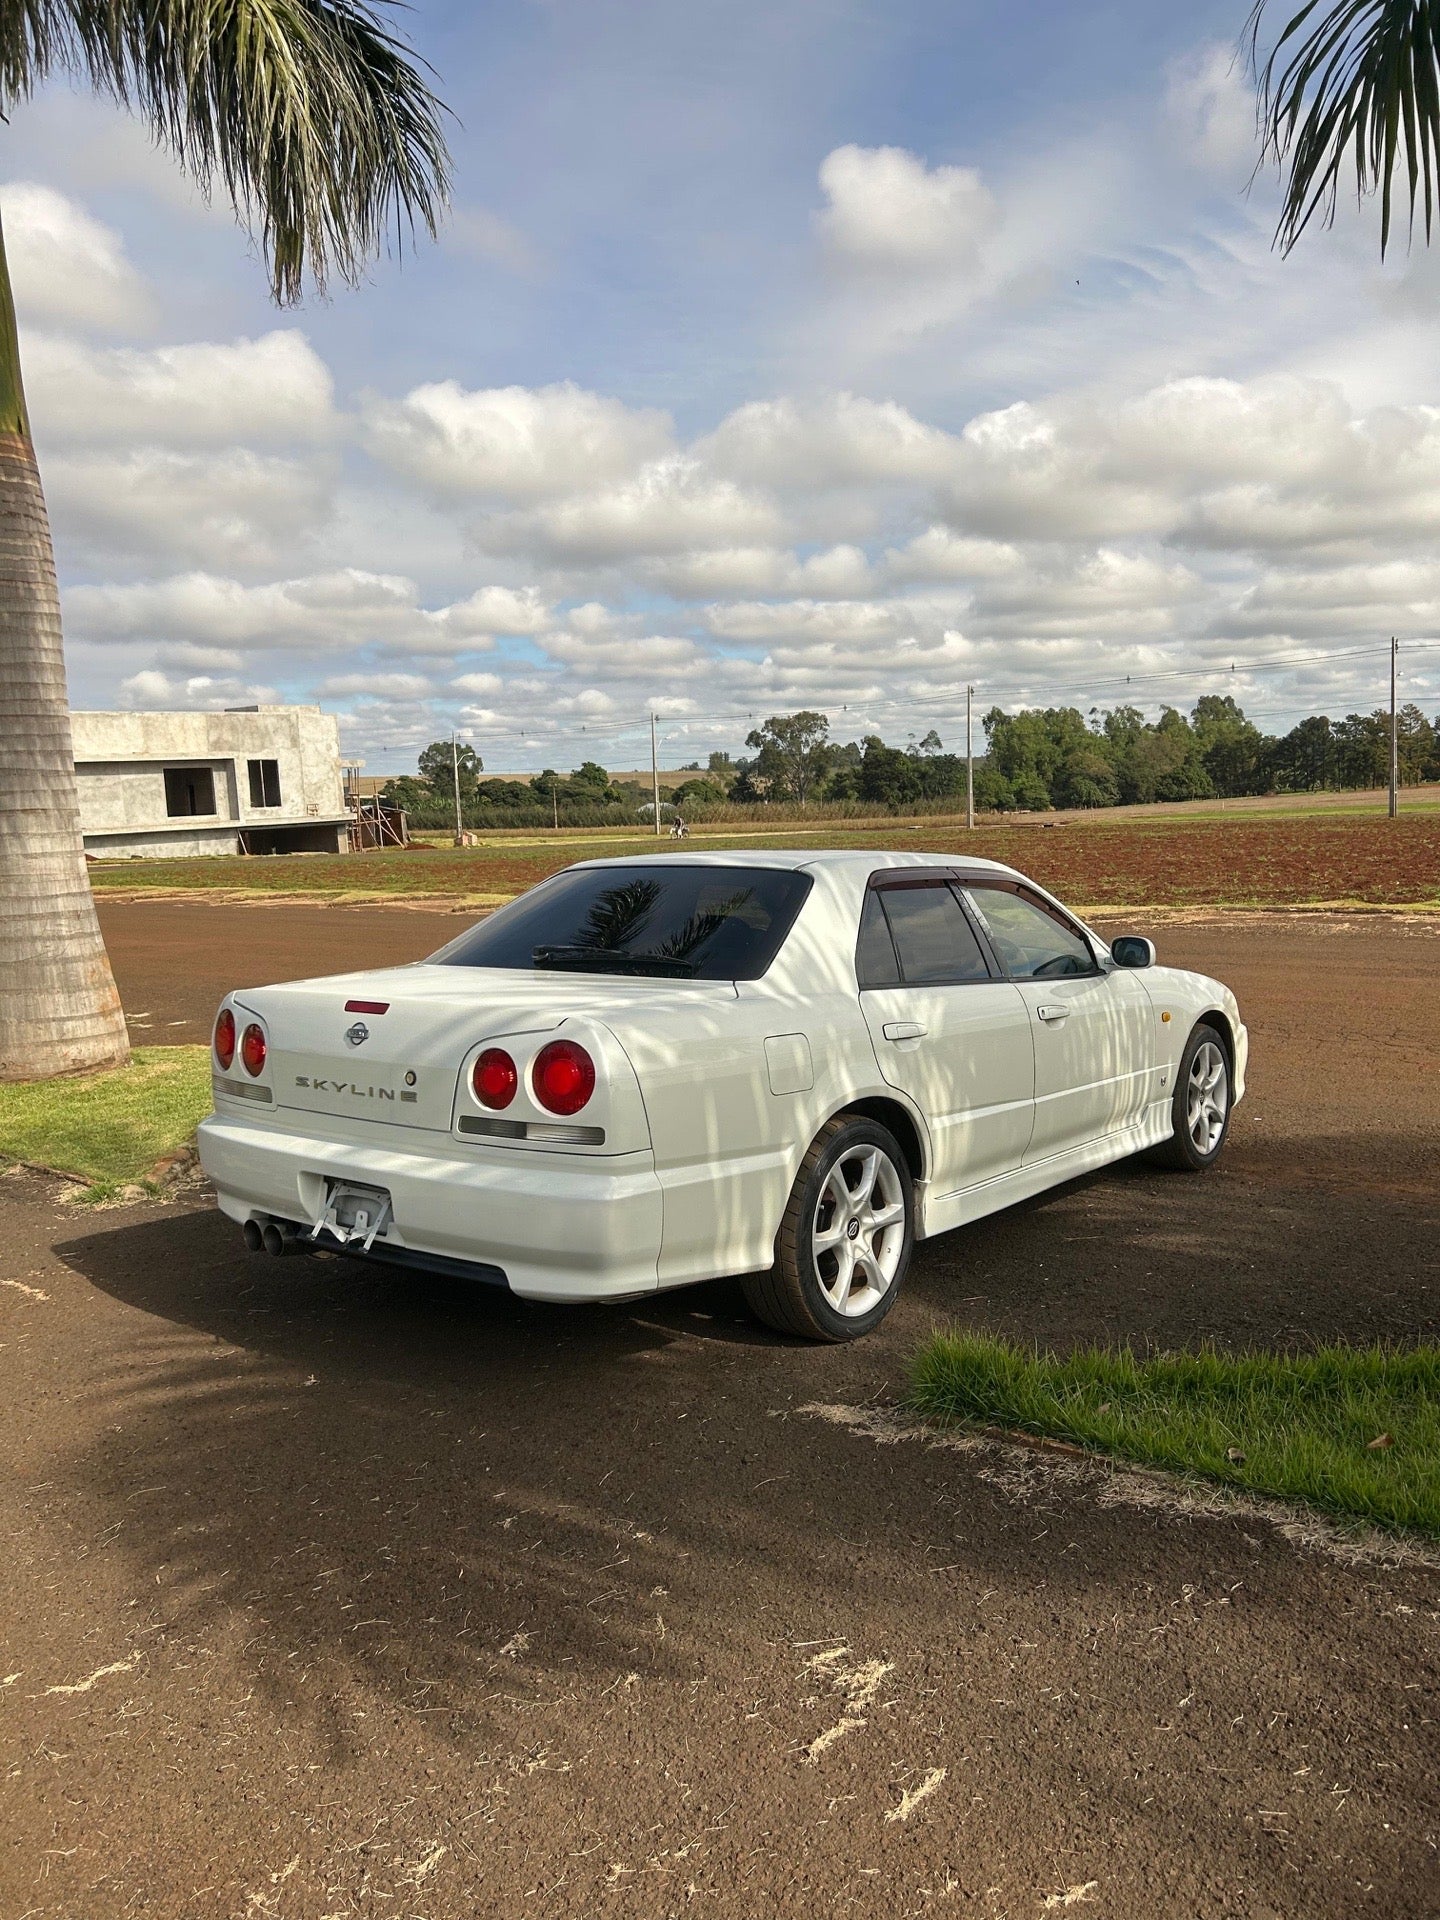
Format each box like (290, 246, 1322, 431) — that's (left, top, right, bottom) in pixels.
(0, 210, 129, 1081)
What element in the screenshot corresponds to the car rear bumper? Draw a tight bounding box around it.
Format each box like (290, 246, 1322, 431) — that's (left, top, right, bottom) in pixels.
(198, 1110, 664, 1302)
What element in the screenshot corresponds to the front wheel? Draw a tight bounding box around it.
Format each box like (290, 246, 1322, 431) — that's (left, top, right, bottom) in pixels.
(743, 1115, 914, 1342)
(1146, 1022, 1232, 1171)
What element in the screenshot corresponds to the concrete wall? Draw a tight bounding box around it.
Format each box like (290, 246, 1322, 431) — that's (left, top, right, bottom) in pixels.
(71, 707, 348, 859)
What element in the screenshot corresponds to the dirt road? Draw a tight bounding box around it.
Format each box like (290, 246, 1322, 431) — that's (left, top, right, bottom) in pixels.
(3, 909, 1438, 1918)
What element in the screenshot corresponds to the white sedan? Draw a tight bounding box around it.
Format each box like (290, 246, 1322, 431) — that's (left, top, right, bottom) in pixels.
(198, 851, 1247, 1342)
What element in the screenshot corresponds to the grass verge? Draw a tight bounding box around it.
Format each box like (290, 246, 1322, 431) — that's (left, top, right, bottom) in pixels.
(0, 1045, 211, 1200)
(911, 1333, 1440, 1537)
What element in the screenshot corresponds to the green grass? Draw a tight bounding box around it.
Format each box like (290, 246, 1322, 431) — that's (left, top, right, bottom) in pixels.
(911, 1333, 1440, 1537)
(0, 1045, 212, 1198)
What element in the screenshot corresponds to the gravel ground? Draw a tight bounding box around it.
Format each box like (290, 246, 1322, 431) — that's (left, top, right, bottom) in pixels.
(2, 907, 1437, 1920)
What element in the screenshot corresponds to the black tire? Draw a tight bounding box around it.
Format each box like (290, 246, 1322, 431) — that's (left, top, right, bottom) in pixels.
(1145, 1021, 1232, 1171)
(743, 1114, 915, 1342)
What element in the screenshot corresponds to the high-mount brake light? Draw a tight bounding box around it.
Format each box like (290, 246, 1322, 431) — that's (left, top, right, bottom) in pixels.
(345, 999, 389, 1014)
(240, 1022, 267, 1077)
(532, 1039, 596, 1116)
(214, 1007, 236, 1070)
(474, 1047, 519, 1110)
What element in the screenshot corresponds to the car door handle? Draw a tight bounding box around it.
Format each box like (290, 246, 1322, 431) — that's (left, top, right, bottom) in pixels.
(882, 1020, 928, 1042)
(1035, 1004, 1071, 1023)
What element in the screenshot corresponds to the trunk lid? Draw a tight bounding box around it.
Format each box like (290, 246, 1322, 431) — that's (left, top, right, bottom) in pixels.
(233, 963, 737, 1132)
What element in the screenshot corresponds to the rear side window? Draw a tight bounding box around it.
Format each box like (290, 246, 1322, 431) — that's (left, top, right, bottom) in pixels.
(856, 889, 901, 986)
(430, 865, 813, 981)
(963, 886, 1097, 979)
(878, 883, 991, 986)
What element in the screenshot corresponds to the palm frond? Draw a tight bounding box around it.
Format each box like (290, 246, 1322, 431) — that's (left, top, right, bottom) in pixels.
(0, 0, 451, 302)
(1249, 0, 1440, 254)
(575, 879, 663, 953)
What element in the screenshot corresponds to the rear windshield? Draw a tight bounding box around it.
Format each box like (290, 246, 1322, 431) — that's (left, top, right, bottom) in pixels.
(430, 864, 813, 980)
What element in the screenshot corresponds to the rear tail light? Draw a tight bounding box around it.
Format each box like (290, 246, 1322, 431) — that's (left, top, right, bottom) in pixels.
(214, 1007, 236, 1071)
(532, 1039, 595, 1116)
(240, 1022, 267, 1077)
(473, 1047, 519, 1110)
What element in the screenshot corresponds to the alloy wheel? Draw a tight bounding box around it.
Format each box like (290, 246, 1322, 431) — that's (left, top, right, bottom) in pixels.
(811, 1144, 907, 1317)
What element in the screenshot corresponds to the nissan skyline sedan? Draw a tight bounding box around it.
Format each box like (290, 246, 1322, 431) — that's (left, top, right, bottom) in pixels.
(198, 850, 1247, 1342)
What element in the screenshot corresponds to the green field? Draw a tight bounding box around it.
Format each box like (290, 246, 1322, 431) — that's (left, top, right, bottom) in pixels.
(88, 808, 1440, 910)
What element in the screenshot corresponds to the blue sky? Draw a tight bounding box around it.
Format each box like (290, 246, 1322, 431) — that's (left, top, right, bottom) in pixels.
(5, 0, 1438, 773)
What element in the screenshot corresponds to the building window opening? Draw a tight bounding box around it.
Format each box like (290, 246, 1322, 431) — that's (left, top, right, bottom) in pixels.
(247, 758, 282, 807)
(164, 767, 217, 817)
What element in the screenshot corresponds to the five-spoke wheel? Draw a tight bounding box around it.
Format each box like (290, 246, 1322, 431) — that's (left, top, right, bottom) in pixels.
(1148, 1021, 1232, 1171)
(744, 1114, 915, 1341)
(1186, 1037, 1229, 1156)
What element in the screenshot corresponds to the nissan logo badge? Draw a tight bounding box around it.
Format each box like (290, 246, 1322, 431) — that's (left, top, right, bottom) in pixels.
(345, 1021, 369, 1048)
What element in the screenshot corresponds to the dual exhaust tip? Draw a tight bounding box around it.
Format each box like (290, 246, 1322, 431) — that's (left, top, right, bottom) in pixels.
(242, 1216, 309, 1258)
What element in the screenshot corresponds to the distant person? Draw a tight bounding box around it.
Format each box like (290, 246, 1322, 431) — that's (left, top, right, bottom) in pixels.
(670, 814, 689, 838)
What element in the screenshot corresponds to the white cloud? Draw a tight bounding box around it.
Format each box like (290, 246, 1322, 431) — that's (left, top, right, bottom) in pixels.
(44, 447, 334, 568)
(1, 182, 154, 333)
(25, 330, 335, 449)
(118, 669, 279, 710)
(316, 672, 436, 698)
(438, 584, 552, 635)
(700, 392, 960, 487)
(816, 145, 997, 270)
(1164, 44, 1258, 181)
(883, 528, 1024, 583)
(942, 375, 1440, 552)
(66, 568, 505, 656)
(481, 456, 782, 562)
(362, 379, 672, 500)
(645, 542, 873, 599)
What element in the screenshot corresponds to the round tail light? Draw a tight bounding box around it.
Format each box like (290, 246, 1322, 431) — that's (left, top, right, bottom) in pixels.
(214, 1007, 236, 1071)
(532, 1039, 595, 1116)
(240, 1022, 267, 1077)
(473, 1047, 519, 1109)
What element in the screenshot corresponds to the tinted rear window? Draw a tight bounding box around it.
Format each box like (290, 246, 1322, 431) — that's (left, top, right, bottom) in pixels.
(881, 884, 991, 985)
(430, 865, 813, 980)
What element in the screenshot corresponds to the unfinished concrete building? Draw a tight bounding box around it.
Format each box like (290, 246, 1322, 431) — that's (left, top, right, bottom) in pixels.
(72, 707, 349, 859)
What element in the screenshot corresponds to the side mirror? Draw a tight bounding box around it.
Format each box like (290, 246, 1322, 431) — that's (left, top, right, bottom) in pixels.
(1110, 936, 1156, 969)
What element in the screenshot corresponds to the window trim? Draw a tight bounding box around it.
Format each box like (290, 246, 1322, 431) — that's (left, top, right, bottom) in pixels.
(856, 869, 1000, 989)
(957, 875, 1104, 981)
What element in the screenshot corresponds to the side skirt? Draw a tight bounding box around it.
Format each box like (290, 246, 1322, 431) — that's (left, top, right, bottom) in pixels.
(917, 1102, 1174, 1240)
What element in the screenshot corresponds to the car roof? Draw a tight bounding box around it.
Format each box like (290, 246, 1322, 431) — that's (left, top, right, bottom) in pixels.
(570, 848, 1019, 875)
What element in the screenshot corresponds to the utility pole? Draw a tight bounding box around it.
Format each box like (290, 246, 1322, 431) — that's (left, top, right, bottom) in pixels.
(1389, 636, 1399, 819)
(651, 711, 661, 836)
(966, 684, 975, 830)
(451, 731, 463, 846)
(552, 782, 559, 831)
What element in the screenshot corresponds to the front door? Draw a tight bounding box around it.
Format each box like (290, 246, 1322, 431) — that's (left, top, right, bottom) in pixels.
(960, 883, 1155, 1163)
(857, 878, 1035, 1196)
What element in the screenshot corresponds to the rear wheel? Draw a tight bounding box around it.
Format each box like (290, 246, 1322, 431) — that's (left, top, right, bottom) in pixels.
(743, 1114, 914, 1342)
(1146, 1022, 1231, 1171)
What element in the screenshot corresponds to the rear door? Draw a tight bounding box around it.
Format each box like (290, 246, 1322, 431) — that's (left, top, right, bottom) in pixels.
(959, 882, 1154, 1163)
(857, 876, 1034, 1195)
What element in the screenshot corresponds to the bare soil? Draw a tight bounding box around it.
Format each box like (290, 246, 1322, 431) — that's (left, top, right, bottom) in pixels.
(2, 907, 1438, 1919)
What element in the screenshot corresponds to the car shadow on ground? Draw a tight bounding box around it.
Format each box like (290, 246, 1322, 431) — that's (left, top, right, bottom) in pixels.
(46, 1135, 1440, 1775)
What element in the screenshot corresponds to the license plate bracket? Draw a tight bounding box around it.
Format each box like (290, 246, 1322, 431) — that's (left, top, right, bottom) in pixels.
(310, 1179, 393, 1252)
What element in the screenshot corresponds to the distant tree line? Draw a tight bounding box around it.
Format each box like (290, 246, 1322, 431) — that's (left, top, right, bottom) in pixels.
(381, 745, 656, 830)
(679, 698, 1440, 812)
(382, 697, 1440, 829)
